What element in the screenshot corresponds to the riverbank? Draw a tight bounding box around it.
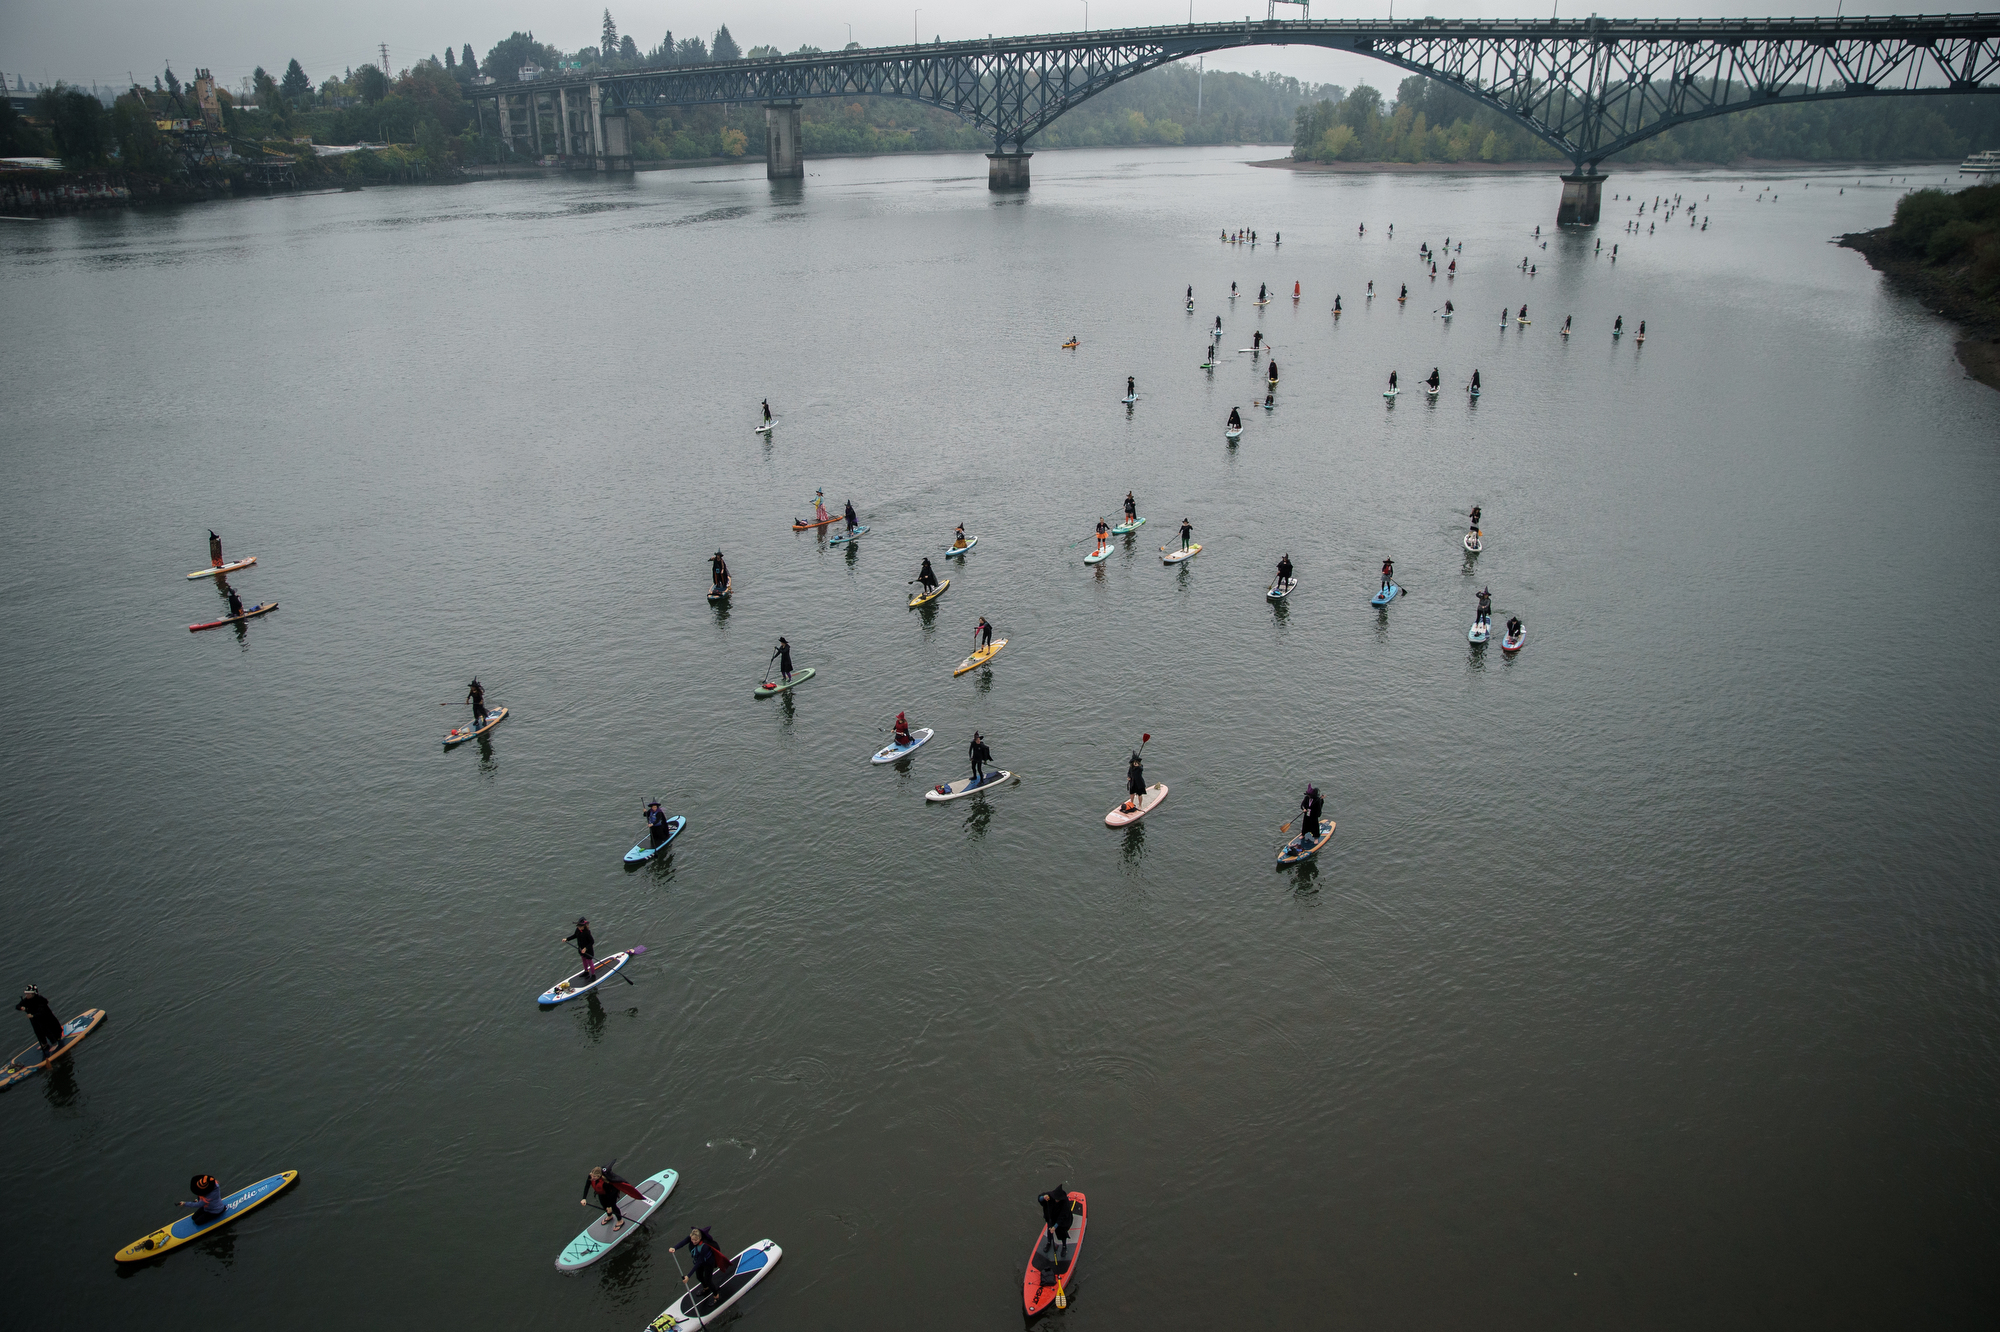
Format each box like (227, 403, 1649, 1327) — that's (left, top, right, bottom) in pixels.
(1842, 220, 2000, 394)
(1254, 155, 1964, 175)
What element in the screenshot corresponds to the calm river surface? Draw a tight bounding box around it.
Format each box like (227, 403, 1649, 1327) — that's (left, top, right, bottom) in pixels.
(4, 146, 1998, 1329)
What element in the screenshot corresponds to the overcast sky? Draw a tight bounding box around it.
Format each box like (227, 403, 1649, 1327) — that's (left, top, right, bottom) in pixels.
(0, 1, 1940, 96)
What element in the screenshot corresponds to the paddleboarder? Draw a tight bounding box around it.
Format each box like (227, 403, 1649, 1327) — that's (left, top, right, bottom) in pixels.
(1388, 370, 1399, 394)
(1427, 367, 1441, 392)
(1276, 553, 1293, 589)
(1333, 295, 1342, 315)
(1444, 299, 1454, 318)
(1469, 505, 1482, 533)
(16, 984, 62, 1057)
(1178, 518, 1194, 553)
(582, 1164, 648, 1233)
(1227, 406, 1242, 432)
(916, 557, 940, 595)
(1093, 518, 1111, 553)
(1470, 369, 1482, 395)
(760, 399, 771, 425)
(1125, 375, 1135, 401)
(466, 678, 488, 727)
(1381, 557, 1395, 591)
(893, 712, 915, 748)
(1123, 492, 1137, 524)
(1038, 1184, 1074, 1258)
(1251, 329, 1263, 350)
(710, 551, 728, 593)
(674, 1226, 732, 1305)
(1476, 587, 1493, 627)
(1399, 282, 1408, 302)
(1121, 751, 1147, 814)
(1267, 358, 1279, 386)
(974, 617, 994, 652)
(207, 529, 224, 569)
(1294, 784, 1326, 851)
(952, 524, 970, 550)
(968, 731, 993, 785)
(842, 500, 859, 535)
(181, 1174, 226, 1223)
(1506, 615, 1523, 641)
(224, 586, 244, 620)
(769, 637, 794, 685)
(643, 801, 672, 850)
(562, 917, 597, 981)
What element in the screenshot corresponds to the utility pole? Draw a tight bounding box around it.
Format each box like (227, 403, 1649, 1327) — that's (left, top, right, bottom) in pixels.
(378, 43, 390, 74)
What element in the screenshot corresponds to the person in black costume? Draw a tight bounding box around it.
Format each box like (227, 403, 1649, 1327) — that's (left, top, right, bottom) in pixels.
(465, 679, 487, 726)
(582, 1164, 648, 1232)
(917, 557, 940, 594)
(1122, 752, 1147, 812)
(1476, 587, 1493, 626)
(842, 500, 859, 534)
(644, 801, 671, 849)
(675, 1226, 732, 1304)
(968, 731, 993, 785)
(1295, 784, 1325, 849)
(562, 917, 596, 979)
(770, 637, 794, 683)
(16, 984, 63, 1056)
(1227, 407, 1242, 431)
(1275, 553, 1293, 590)
(1038, 1185, 1073, 1256)
(710, 551, 728, 593)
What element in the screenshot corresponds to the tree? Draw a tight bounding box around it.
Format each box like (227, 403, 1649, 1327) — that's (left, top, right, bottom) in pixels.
(652, 31, 676, 63)
(281, 58, 311, 100)
(461, 44, 479, 76)
(163, 66, 182, 98)
(485, 33, 559, 83)
(110, 93, 173, 173)
(675, 36, 707, 63)
(355, 63, 389, 103)
(602, 10, 619, 60)
(37, 85, 111, 166)
(711, 26, 742, 62)
(619, 35, 640, 63)
(444, 48, 456, 71)
(0, 97, 50, 155)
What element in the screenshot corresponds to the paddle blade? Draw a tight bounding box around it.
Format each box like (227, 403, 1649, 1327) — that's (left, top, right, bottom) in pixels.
(1056, 1280, 1067, 1310)
(1141, 733, 1150, 743)
(629, 945, 647, 955)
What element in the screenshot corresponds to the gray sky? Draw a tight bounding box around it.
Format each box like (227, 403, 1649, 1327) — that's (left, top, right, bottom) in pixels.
(0, 1, 1938, 96)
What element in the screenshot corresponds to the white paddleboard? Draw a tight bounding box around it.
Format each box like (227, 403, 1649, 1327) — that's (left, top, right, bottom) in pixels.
(539, 948, 641, 1005)
(944, 537, 978, 557)
(643, 1240, 781, 1329)
(754, 420, 775, 434)
(188, 557, 256, 580)
(1464, 532, 1482, 552)
(1161, 542, 1201, 565)
(924, 770, 1016, 802)
(1469, 620, 1491, 643)
(871, 728, 934, 763)
(1105, 782, 1168, 827)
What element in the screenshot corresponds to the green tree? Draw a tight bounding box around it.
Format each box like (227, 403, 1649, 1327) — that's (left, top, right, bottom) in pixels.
(712, 26, 742, 62)
(651, 31, 675, 63)
(281, 59, 311, 101)
(354, 64, 388, 103)
(110, 93, 174, 173)
(484, 33, 560, 83)
(37, 85, 110, 166)
(675, 36, 707, 63)
(0, 97, 50, 155)
(461, 45, 479, 77)
(602, 10, 619, 59)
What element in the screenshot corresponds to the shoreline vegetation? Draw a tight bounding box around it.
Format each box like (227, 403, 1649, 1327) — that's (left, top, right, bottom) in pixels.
(1841, 183, 2000, 393)
(4, 14, 1997, 212)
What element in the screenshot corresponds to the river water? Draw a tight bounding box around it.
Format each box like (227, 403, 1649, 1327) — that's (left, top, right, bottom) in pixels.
(4, 146, 1997, 1328)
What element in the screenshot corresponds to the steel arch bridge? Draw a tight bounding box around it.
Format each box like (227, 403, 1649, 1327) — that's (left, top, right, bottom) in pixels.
(471, 14, 2000, 218)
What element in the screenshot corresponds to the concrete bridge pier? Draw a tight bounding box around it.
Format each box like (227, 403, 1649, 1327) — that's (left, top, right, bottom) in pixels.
(764, 102, 804, 179)
(1557, 170, 1606, 227)
(987, 152, 1032, 192)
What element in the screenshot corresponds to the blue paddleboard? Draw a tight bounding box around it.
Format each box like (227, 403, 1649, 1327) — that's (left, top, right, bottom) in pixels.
(829, 525, 869, 546)
(624, 815, 686, 863)
(1372, 582, 1400, 607)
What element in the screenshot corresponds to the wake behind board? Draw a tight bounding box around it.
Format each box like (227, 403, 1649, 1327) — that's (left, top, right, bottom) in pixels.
(954, 638, 1008, 676)
(557, 1168, 678, 1272)
(624, 817, 686, 864)
(539, 948, 642, 1006)
(1276, 819, 1336, 867)
(1372, 583, 1401, 607)
(1, 1008, 106, 1092)
(1023, 1190, 1088, 1317)
(829, 524, 869, 547)
(190, 602, 277, 632)
(1267, 576, 1297, 601)
(1161, 542, 1202, 565)
(944, 537, 978, 558)
(645, 1240, 781, 1330)
(1111, 516, 1145, 535)
(114, 1171, 298, 1263)
(909, 578, 949, 608)
(187, 557, 256, 580)
(1106, 782, 1168, 828)
(925, 770, 1017, 803)
(754, 667, 815, 698)
(444, 706, 508, 748)
(871, 727, 934, 763)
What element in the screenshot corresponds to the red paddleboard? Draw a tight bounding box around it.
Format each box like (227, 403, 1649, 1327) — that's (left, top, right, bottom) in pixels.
(792, 514, 839, 531)
(190, 602, 278, 631)
(1023, 1190, 1086, 1316)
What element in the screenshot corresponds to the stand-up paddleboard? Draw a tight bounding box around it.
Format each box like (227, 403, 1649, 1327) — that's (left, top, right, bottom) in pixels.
(624, 817, 686, 864)
(444, 706, 508, 748)
(1106, 782, 1168, 827)
(1083, 543, 1112, 565)
(707, 577, 732, 603)
(792, 514, 840, 531)
(1, 1008, 106, 1092)
(1383, 387, 1399, 399)
(1518, 317, 1531, 325)
(1111, 516, 1145, 535)
(1464, 532, 1482, 553)
(1469, 618, 1491, 643)
(1613, 328, 1623, 339)
(1560, 327, 1571, 338)
(754, 667, 814, 698)
(909, 578, 949, 608)
(1253, 298, 1271, 306)
(190, 602, 277, 632)
(924, 770, 1016, 802)
(539, 947, 643, 1006)
(1469, 386, 1481, 398)
(1237, 348, 1258, 353)
(944, 537, 978, 558)
(953, 638, 1008, 676)
(871, 727, 934, 763)
(754, 420, 775, 435)
(1023, 1189, 1087, 1317)
(1267, 576, 1297, 601)
(643, 1239, 781, 1330)
(1441, 312, 1453, 321)
(829, 524, 869, 547)
(1635, 333, 1646, 344)
(1199, 360, 1217, 371)
(1225, 427, 1242, 441)
(187, 557, 256, 580)
(1161, 542, 1202, 565)
(114, 1171, 298, 1263)
(1503, 626, 1526, 653)
(1061, 340, 1079, 349)
(557, 1168, 678, 1272)
(1371, 582, 1400, 607)
(1426, 383, 1440, 398)
(1276, 819, 1336, 866)
(1120, 394, 1138, 405)
(1267, 376, 1280, 386)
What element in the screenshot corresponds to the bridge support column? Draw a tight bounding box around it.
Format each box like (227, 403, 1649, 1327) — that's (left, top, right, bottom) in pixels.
(764, 102, 804, 179)
(987, 152, 1032, 192)
(1557, 171, 1606, 227)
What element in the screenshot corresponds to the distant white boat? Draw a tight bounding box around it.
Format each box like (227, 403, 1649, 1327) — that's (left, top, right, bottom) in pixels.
(1960, 149, 2000, 174)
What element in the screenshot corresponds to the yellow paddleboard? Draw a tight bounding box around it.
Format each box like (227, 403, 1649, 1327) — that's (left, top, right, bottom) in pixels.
(953, 637, 1008, 676)
(115, 1171, 298, 1263)
(910, 578, 949, 608)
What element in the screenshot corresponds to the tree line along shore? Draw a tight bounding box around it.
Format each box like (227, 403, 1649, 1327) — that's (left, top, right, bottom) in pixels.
(1842, 183, 2000, 393)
